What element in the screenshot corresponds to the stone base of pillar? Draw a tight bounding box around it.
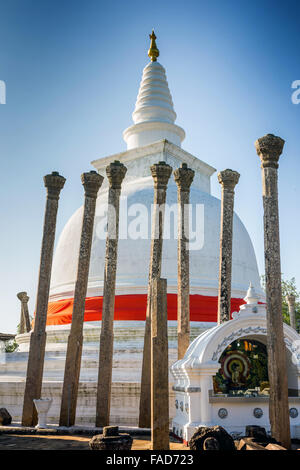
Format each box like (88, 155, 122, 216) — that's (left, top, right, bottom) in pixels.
(151, 278, 170, 450)
(22, 331, 47, 427)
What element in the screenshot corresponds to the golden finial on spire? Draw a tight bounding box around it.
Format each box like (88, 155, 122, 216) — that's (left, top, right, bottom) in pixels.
(148, 30, 159, 62)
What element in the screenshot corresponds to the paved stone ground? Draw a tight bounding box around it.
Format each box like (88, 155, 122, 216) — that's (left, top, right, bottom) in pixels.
(0, 434, 90, 450)
(0, 431, 297, 451)
(0, 434, 189, 450)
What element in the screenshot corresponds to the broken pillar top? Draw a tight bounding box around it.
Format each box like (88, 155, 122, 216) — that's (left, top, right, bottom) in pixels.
(103, 426, 119, 437)
(17, 291, 29, 303)
(89, 425, 133, 450)
(286, 294, 296, 304)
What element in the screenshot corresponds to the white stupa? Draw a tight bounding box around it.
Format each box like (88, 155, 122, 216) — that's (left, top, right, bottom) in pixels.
(0, 32, 264, 426)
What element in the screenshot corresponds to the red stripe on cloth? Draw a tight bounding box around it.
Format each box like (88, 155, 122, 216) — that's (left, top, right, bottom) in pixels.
(46, 294, 245, 325)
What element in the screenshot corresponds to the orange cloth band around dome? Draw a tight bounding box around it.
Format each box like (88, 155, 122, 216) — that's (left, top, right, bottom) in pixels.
(46, 294, 245, 325)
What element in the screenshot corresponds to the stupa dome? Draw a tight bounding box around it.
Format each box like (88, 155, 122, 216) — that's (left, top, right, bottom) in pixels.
(48, 138, 263, 325)
(50, 178, 261, 301)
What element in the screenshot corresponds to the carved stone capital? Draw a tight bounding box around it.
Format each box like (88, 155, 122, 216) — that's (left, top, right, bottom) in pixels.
(217, 169, 240, 191)
(150, 161, 172, 190)
(81, 171, 104, 198)
(106, 161, 127, 189)
(44, 172, 66, 199)
(17, 291, 29, 303)
(173, 163, 195, 191)
(255, 134, 285, 169)
(286, 295, 296, 306)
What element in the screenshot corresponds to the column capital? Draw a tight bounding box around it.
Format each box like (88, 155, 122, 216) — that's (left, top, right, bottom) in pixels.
(174, 163, 195, 191)
(217, 169, 240, 191)
(151, 161, 172, 190)
(44, 172, 66, 199)
(286, 294, 296, 305)
(106, 161, 127, 189)
(81, 171, 103, 198)
(255, 133, 285, 169)
(17, 291, 29, 303)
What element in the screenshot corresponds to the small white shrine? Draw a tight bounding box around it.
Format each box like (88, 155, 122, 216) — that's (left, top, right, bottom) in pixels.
(171, 284, 300, 442)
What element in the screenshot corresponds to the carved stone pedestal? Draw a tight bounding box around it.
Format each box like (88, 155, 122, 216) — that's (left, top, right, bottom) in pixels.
(89, 426, 133, 451)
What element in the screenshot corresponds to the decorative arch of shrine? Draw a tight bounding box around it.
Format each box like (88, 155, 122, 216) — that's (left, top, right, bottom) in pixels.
(171, 301, 300, 443)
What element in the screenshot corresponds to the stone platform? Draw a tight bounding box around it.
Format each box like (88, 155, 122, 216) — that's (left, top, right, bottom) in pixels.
(0, 320, 212, 426)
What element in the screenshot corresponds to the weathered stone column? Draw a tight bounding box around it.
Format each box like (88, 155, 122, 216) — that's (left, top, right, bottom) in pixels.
(59, 171, 103, 427)
(151, 277, 169, 450)
(286, 295, 297, 331)
(255, 133, 291, 449)
(17, 292, 31, 333)
(217, 169, 240, 324)
(95, 161, 127, 427)
(22, 171, 66, 427)
(174, 163, 194, 360)
(139, 161, 172, 428)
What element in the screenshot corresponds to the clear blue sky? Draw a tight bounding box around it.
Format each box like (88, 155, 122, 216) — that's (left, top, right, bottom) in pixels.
(0, 0, 299, 332)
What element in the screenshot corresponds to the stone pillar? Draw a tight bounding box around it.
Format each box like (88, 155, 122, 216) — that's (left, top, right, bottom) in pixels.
(217, 169, 240, 324)
(151, 277, 169, 450)
(174, 163, 194, 360)
(95, 161, 127, 427)
(286, 295, 297, 331)
(139, 161, 172, 428)
(17, 292, 31, 333)
(255, 133, 291, 449)
(22, 172, 65, 427)
(59, 171, 103, 427)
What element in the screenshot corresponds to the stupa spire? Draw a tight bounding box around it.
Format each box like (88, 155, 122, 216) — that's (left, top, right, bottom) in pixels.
(123, 31, 185, 149)
(148, 30, 159, 62)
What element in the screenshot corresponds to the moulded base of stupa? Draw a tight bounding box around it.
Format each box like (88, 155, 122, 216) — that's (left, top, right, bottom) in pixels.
(0, 321, 213, 426)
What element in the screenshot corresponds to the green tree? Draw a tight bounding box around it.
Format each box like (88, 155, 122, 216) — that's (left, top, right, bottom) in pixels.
(261, 275, 300, 330)
(5, 339, 18, 353)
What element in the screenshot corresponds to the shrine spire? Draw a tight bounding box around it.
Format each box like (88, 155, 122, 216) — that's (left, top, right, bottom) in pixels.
(148, 30, 159, 62)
